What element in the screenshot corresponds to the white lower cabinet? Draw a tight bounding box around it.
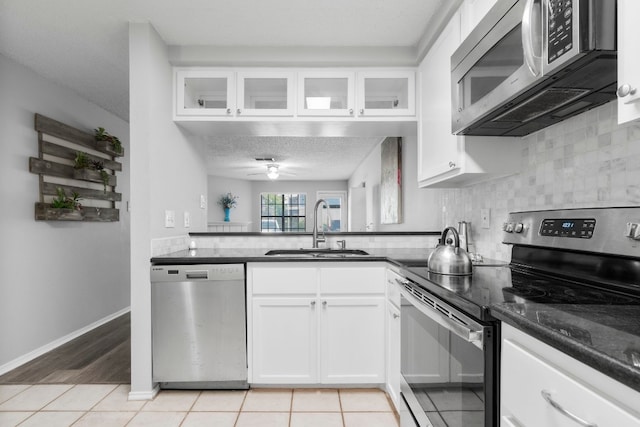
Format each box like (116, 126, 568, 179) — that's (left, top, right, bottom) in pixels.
(386, 298, 401, 408)
(248, 262, 386, 385)
(385, 268, 403, 410)
(251, 297, 318, 384)
(501, 323, 640, 427)
(320, 297, 385, 383)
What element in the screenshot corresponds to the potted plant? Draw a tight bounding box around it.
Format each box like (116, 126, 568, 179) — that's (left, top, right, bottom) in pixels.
(218, 192, 238, 222)
(94, 127, 123, 156)
(74, 152, 111, 193)
(48, 187, 83, 220)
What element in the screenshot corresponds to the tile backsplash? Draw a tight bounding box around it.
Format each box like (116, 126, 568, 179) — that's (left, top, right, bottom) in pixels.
(440, 101, 640, 261)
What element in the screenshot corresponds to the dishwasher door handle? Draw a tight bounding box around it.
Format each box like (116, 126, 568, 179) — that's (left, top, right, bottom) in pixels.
(185, 271, 208, 279)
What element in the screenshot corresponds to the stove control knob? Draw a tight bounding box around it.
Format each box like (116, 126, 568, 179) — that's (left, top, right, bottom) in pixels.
(514, 223, 524, 233)
(504, 222, 515, 233)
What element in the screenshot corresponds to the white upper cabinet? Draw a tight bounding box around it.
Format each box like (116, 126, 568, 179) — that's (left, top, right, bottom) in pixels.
(617, 0, 640, 124)
(297, 71, 355, 117)
(357, 70, 416, 117)
(174, 68, 416, 122)
(417, 9, 521, 188)
(175, 69, 235, 117)
(236, 71, 295, 116)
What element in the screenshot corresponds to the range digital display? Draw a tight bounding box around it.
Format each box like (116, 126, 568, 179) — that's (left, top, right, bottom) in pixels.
(540, 218, 595, 238)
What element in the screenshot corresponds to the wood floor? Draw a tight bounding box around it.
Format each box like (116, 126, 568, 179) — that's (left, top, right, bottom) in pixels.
(0, 312, 130, 384)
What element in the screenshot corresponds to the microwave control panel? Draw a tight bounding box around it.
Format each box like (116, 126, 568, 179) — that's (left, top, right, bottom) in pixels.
(548, 0, 574, 63)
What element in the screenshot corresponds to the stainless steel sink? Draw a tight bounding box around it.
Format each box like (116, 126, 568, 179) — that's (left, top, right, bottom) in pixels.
(264, 249, 369, 258)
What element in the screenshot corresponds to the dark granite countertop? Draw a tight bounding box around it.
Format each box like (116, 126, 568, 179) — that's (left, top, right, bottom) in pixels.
(491, 302, 640, 393)
(150, 247, 640, 394)
(150, 247, 434, 266)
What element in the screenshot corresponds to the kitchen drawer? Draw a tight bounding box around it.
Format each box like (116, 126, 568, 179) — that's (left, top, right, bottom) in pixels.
(319, 266, 385, 294)
(249, 265, 317, 295)
(386, 268, 403, 308)
(501, 334, 640, 427)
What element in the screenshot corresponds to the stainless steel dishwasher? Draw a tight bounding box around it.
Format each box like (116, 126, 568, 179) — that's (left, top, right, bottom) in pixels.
(150, 264, 248, 389)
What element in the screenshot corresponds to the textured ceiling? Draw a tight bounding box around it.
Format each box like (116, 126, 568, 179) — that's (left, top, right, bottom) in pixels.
(196, 135, 384, 181)
(0, 0, 451, 181)
(0, 0, 450, 121)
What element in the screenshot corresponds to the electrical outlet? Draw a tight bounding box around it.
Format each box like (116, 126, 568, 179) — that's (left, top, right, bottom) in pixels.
(184, 211, 190, 228)
(200, 195, 206, 209)
(480, 209, 490, 229)
(165, 210, 175, 228)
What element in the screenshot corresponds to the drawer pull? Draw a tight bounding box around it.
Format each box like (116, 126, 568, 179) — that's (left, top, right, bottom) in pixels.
(541, 390, 597, 427)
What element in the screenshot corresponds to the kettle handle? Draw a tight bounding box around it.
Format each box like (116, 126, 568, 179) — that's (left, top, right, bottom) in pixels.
(441, 227, 461, 248)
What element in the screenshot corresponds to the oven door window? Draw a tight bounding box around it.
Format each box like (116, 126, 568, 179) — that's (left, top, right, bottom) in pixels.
(401, 295, 485, 427)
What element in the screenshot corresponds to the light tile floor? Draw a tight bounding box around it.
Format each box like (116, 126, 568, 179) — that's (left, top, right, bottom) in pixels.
(0, 385, 399, 427)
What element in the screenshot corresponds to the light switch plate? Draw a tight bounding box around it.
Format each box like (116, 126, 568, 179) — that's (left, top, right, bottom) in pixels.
(184, 211, 190, 228)
(200, 195, 206, 209)
(480, 209, 490, 229)
(165, 210, 175, 228)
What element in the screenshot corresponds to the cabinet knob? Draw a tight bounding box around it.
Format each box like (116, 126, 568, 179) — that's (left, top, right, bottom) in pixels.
(393, 313, 399, 319)
(617, 84, 637, 98)
(449, 161, 456, 168)
(237, 108, 241, 114)
(349, 109, 353, 114)
(226, 108, 231, 114)
(360, 109, 364, 114)
(310, 301, 316, 307)
(322, 301, 327, 307)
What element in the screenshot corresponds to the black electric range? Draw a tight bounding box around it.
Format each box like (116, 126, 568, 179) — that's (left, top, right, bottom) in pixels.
(402, 207, 640, 320)
(401, 207, 640, 403)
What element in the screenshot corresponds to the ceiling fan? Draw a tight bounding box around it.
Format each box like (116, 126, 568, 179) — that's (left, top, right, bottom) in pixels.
(247, 158, 296, 180)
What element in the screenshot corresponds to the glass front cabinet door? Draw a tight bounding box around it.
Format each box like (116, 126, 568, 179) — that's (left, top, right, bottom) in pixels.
(175, 69, 235, 117)
(357, 71, 416, 116)
(297, 71, 355, 116)
(237, 71, 295, 116)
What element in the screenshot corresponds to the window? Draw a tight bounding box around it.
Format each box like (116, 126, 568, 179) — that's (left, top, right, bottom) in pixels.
(260, 193, 306, 232)
(316, 191, 347, 232)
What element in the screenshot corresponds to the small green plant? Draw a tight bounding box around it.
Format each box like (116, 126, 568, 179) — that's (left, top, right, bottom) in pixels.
(74, 153, 110, 193)
(95, 127, 123, 154)
(91, 160, 110, 193)
(218, 192, 238, 209)
(74, 151, 91, 169)
(51, 187, 82, 210)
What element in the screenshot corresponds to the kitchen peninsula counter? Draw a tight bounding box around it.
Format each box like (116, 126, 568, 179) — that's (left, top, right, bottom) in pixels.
(150, 247, 434, 266)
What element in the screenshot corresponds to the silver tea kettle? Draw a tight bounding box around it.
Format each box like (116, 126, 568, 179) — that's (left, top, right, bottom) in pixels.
(428, 227, 473, 276)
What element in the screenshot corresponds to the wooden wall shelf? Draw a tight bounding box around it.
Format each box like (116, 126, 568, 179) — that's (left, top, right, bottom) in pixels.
(29, 114, 124, 222)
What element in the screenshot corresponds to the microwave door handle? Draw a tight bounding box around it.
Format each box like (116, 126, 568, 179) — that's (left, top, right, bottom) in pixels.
(522, 0, 542, 76)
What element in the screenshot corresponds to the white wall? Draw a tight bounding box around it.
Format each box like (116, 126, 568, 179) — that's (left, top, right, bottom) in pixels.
(207, 178, 348, 232)
(439, 101, 640, 261)
(129, 23, 209, 397)
(0, 53, 130, 371)
(348, 135, 442, 231)
(250, 180, 348, 232)
(207, 176, 253, 224)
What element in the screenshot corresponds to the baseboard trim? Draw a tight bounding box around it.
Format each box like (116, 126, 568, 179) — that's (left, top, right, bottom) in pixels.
(128, 384, 159, 401)
(0, 307, 131, 376)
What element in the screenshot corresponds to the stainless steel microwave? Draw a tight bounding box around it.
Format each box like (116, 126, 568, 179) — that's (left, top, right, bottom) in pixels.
(451, 0, 617, 136)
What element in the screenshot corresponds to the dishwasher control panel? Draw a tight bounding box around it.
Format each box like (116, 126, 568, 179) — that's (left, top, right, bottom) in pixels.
(151, 264, 245, 281)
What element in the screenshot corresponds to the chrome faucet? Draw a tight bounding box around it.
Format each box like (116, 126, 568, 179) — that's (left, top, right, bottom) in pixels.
(312, 199, 328, 248)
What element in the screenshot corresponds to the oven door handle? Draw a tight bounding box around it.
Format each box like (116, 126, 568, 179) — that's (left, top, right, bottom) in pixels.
(399, 279, 485, 349)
